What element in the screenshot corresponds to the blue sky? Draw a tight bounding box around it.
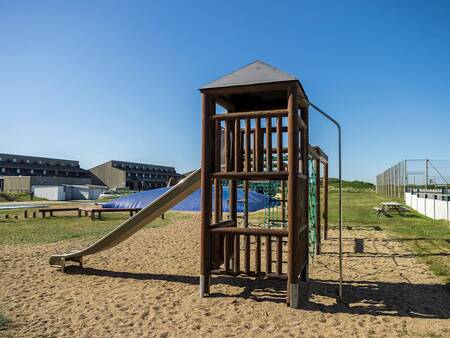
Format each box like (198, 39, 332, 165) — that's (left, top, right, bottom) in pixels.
(1, 0, 449, 182)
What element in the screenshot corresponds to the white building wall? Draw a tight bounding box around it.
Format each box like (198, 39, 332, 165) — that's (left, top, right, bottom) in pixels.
(32, 186, 65, 201)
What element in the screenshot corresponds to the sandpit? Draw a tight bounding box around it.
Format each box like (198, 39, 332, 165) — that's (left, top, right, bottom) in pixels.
(1, 213, 449, 337)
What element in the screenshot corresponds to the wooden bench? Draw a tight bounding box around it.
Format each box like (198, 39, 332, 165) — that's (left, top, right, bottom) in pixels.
(398, 206, 410, 216)
(90, 208, 141, 220)
(373, 207, 386, 217)
(39, 208, 82, 218)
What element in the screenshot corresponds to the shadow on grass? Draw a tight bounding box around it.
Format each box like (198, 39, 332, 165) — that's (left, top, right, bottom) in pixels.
(65, 267, 450, 318)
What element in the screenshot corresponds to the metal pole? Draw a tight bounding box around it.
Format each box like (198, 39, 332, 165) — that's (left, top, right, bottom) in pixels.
(307, 101, 343, 300)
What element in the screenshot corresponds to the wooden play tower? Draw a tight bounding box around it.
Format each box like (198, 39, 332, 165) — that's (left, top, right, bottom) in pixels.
(199, 61, 313, 308)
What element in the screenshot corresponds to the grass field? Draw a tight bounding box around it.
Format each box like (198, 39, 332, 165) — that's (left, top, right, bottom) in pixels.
(328, 189, 450, 283)
(0, 211, 195, 246)
(0, 192, 46, 202)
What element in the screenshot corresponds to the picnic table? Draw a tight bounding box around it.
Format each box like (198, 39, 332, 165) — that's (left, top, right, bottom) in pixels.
(374, 202, 409, 217)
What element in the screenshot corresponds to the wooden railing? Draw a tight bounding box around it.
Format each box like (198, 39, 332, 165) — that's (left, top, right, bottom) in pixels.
(210, 226, 289, 277)
(211, 109, 306, 180)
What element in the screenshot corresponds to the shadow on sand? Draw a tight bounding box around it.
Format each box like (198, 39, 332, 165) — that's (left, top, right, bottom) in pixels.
(65, 266, 450, 319)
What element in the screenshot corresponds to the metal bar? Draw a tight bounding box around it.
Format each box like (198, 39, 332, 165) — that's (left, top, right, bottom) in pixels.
(307, 100, 343, 301)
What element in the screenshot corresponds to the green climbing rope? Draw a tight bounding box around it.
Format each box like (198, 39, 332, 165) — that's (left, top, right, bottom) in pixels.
(308, 158, 317, 257)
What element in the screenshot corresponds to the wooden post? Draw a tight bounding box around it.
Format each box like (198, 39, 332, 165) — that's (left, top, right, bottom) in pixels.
(323, 162, 329, 240)
(299, 105, 309, 284)
(200, 93, 214, 297)
(24, 210, 28, 218)
(315, 159, 321, 254)
(287, 85, 300, 308)
(32, 211, 36, 218)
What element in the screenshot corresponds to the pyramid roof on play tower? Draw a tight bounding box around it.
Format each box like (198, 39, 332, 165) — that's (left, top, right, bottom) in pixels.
(200, 60, 308, 111)
(201, 60, 302, 89)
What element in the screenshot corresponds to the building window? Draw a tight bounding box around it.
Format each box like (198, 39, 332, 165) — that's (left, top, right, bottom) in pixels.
(43, 170, 46, 175)
(16, 168, 20, 173)
(12, 158, 16, 162)
(30, 169, 34, 174)
(1, 168, 5, 173)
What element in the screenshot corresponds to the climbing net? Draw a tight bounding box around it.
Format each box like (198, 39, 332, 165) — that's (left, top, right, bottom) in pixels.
(308, 158, 317, 257)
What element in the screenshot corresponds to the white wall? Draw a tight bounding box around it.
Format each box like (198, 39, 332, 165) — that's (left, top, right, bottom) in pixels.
(32, 186, 65, 201)
(417, 197, 426, 215)
(435, 200, 447, 220)
(425, 197, 435, 218)
(406, 192, 450, 221)
(405, 192, 412, 206)
(411, 194, 418, 210)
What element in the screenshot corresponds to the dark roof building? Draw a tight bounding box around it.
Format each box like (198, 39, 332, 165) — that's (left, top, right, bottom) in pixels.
(89, 160, 179, 191)
(0, 153, 88, 178)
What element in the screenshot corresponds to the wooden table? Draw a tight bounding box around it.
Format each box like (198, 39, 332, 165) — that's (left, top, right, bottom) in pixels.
(380, 202, 407, 216)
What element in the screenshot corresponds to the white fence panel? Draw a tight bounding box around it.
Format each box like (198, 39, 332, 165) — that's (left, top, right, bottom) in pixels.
(425, 197, 435, 218)
(434, 200, 447, 220)
(411, 194, 418, 210)
(405, 192, 412, 207)
(417, 197, 426, 215)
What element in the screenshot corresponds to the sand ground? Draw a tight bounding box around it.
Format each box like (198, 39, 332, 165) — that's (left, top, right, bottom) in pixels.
(1, 214, 449, 337)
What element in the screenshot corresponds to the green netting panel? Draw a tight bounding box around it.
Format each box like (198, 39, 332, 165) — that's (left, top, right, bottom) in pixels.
(308, 158, 317, 257)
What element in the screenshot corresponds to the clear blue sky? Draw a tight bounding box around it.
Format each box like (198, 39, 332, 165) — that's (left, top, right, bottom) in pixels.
(1, 0, 449, 182)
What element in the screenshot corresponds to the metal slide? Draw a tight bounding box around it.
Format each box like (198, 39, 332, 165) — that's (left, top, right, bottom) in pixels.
(49, 168, 201, 271)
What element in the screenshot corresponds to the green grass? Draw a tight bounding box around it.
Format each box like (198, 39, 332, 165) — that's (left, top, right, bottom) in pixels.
(328, 189, 450, 283)
(0, 192, 46, 202)
(0, 211, 195, 245)
(328, 178, 375, 190)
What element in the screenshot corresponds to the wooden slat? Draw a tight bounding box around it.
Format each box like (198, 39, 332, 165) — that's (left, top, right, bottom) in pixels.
(245, 119, 251, 172)
(266, 117, 272, 172)
(210, 220, 235, 229)
(255, 235, 261, 275)
(224, 233, 230, 273)
(211, 109, 288, 121)
(212, 171, 289, 180)
(211, 227, 288, 236)
(224, 120, 231, 172)
(265, 235, 272, 274)
(244, 234, 250, 274)
(276, 236, 283, 275)
(214, 121, 222, 172)
(255, 117, 262, 171)
(252, 124, 257, 171)
(277, 116, 283, 171)
(234, 119, 242, 172)
(212, 233, 221, 269)
(233, 234, 240, 274)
